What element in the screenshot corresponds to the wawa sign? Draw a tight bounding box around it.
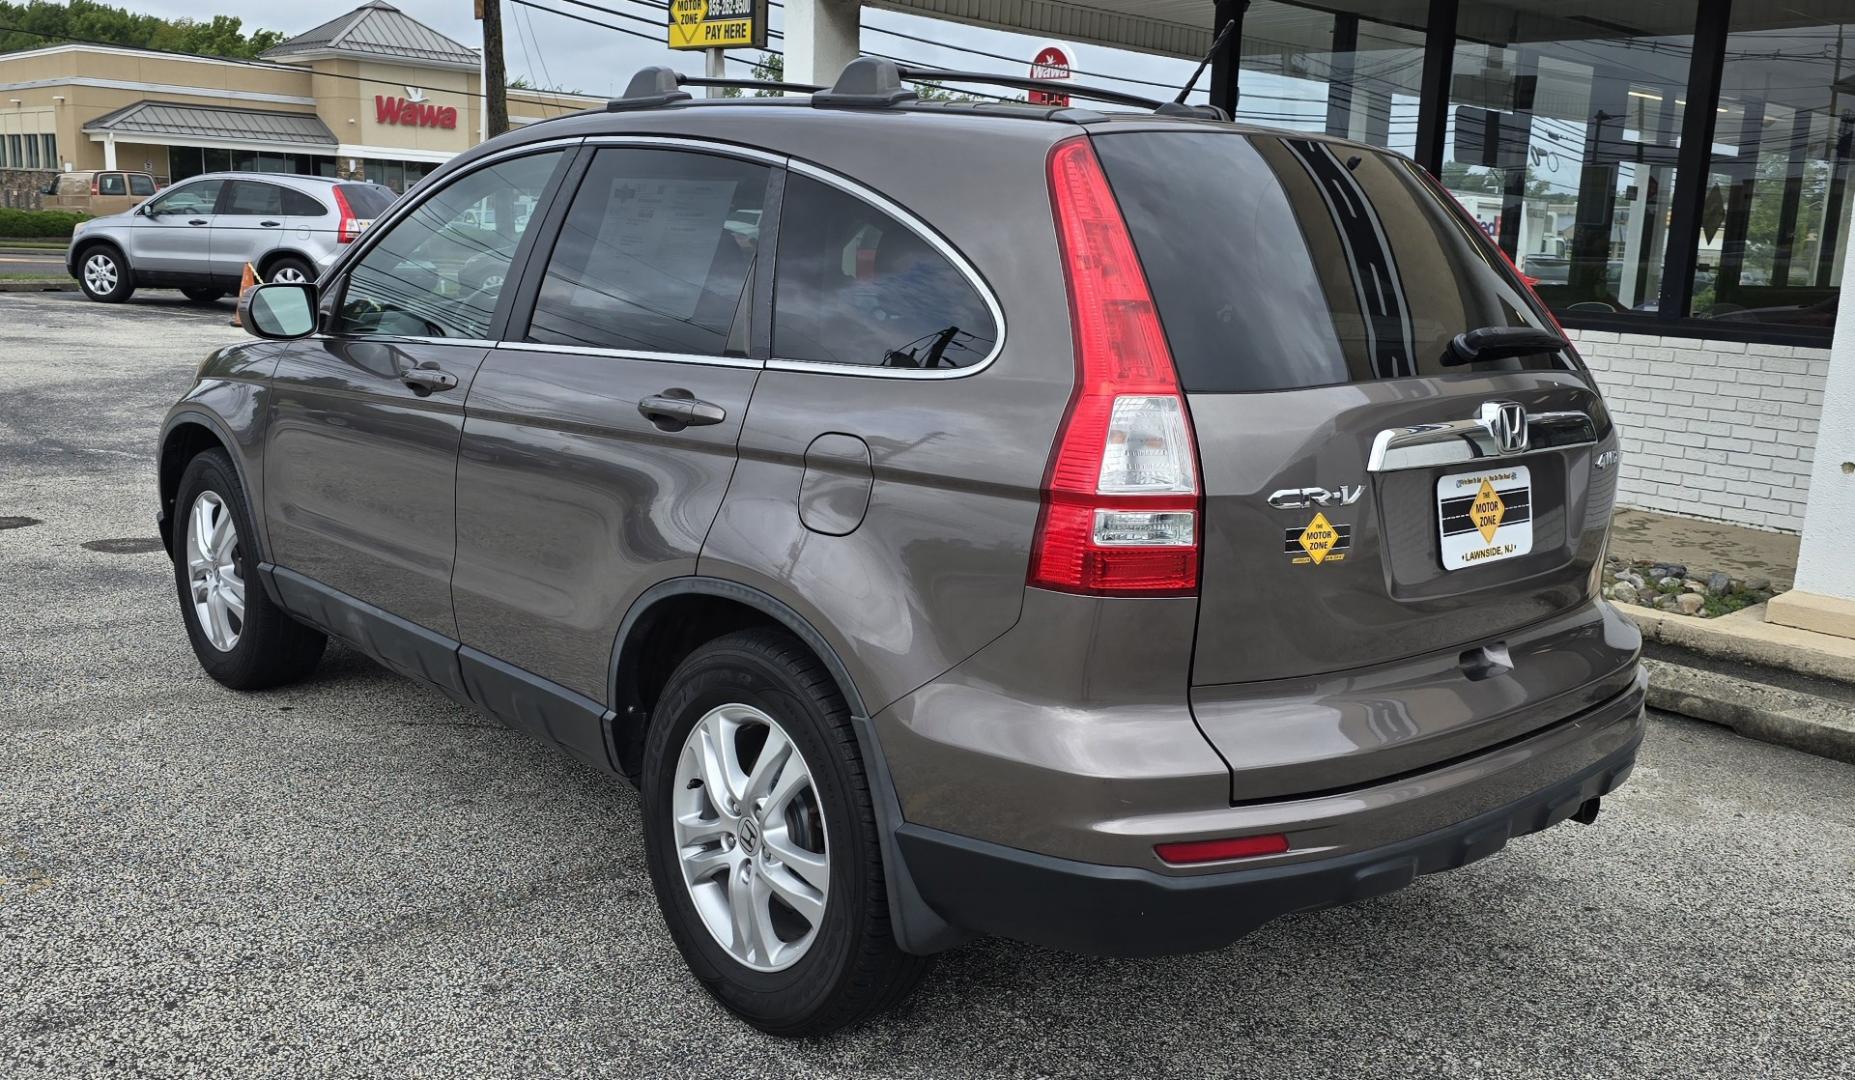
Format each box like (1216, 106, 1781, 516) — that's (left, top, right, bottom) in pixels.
(374, 86, 457, 129)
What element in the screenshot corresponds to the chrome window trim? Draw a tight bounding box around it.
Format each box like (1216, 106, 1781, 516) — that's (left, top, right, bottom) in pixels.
(1367, 411, 1597, 473)
(767, 158, 1007, 381)
(580, 134, 788, 168)
(500, 340, 764, 370)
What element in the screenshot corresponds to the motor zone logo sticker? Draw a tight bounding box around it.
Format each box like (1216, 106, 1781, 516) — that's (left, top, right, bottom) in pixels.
(375, 94, 457, 129)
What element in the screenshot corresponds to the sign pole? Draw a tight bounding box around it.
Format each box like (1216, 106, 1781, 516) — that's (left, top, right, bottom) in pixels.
(706, 46, 726, 98)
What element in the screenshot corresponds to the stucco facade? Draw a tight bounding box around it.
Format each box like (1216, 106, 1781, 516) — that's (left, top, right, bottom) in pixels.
(0, 3, 593, 187)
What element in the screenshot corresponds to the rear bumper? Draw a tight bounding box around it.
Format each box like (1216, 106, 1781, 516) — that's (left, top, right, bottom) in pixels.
(895, 670, 1645, 956)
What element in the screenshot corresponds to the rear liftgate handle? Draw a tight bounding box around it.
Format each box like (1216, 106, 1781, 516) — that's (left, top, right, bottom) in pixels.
(638, 388, 726, 432)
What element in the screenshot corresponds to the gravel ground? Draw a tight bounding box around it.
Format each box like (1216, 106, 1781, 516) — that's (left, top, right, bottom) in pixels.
(2, 291, 1852, 1079)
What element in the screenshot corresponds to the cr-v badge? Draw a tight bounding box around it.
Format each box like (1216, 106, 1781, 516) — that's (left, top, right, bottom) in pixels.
(1268, 485, 1365, 510)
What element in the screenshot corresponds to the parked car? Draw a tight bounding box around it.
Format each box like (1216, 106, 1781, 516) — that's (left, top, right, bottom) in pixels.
(41, 169, 160, 216)
(157, 60, 1645, 1037)
(67, 173, 396, 303)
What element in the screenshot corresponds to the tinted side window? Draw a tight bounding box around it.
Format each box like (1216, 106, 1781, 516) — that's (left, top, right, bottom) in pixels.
(128, 174, 156, 196)
(338, 151, 562, 340)
(527, 148, 768, 355)
(282, 188, 326, 216)
(773, 173, 996, 370)
(98, 173, 126, 196)
(221, 181, 284, 216)
(148, 180, 222, 217)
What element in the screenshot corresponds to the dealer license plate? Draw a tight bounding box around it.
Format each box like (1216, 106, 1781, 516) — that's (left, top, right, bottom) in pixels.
(1436, 465, 1533, 571)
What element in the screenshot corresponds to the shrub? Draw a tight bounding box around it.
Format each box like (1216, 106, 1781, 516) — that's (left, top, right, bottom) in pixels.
(0, 208, 92, 239)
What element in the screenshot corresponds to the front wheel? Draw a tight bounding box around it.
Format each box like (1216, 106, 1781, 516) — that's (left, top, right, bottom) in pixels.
(641, 628, 931, 1036)
(78, 247, 135, 303)
(172, 449, 326, 689)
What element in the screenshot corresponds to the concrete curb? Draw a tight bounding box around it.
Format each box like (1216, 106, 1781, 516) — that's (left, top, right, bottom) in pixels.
(0, 280, 75, 293)
(1621, 602, 1855, 684)
(1643, 657, 1855, 765)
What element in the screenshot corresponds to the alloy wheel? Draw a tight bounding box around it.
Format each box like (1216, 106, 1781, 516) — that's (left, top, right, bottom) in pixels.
(269, 266, 308, 284)
(185, 490, 245, 652)
(83, 253, 117, 294)
(673, 703, 830, 972)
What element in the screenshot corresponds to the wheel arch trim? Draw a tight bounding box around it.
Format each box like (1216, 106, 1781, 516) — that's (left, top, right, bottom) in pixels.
(608, 576, 968, 955)
(157, 409, 262, 565)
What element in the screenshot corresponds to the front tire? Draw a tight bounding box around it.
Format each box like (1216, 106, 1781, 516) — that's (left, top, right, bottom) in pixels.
(77, 246, 135, 303)
(641, 628, 931, 1036)
(172, 450, 326, 690)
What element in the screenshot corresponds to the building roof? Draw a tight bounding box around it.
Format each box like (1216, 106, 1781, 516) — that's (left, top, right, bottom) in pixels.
(262, 1, 480, 70)
(82, 100, 337, 148)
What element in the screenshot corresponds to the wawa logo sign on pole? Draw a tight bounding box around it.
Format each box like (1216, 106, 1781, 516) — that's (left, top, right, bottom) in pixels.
(374, 85, 458, 129)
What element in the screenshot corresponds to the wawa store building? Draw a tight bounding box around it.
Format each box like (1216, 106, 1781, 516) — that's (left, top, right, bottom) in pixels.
(0, 0, 597, 193)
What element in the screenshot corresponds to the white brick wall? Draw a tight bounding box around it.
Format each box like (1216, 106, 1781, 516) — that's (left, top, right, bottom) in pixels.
(1568, 329, 1828, 533)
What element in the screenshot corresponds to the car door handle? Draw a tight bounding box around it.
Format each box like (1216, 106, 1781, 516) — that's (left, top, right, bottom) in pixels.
(401, 363, 459, 395)
(638, 389, 726, 431)
(260, 220, 281, 227)
(188, 218, 208, 226)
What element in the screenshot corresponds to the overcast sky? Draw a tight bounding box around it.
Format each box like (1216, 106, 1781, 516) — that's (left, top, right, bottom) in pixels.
(113, 0, 1215, 105)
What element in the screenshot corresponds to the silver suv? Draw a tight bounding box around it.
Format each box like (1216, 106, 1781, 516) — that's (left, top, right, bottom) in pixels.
(156, 61, 1646, 1037)
(67, 172, 396, 303)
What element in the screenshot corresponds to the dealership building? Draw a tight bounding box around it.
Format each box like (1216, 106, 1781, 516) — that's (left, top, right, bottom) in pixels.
(0, 0, 594, 191)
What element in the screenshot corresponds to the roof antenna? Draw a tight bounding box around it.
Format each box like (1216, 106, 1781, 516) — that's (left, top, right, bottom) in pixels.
(1174, 19, 1235, 107)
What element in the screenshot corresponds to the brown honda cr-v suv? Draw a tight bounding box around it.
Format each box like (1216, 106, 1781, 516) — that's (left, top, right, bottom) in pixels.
(157, 59, 1645, 1036)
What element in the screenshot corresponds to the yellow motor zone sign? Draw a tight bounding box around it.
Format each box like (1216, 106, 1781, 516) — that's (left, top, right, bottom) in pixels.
(668, 0, 768, 50)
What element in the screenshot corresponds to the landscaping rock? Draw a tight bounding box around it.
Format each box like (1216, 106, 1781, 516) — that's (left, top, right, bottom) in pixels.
(1707, 571, 1732, 595)
(1676, 592, 1706, 616)
(1612, 582, 1639, 606)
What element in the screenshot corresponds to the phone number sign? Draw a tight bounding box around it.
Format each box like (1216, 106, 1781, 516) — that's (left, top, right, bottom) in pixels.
(668, 0, 769, 50)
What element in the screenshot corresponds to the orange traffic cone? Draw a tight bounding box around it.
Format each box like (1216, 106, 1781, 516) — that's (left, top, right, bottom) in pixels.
(230, 262, 258, 327)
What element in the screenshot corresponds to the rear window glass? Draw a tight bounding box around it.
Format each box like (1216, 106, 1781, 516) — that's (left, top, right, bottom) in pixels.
(128, 174, 156, 196)
(98, 173, 126, 196)
(773, 173, 997, 371)
(336, 183, 396, 217)
(1092, 131, 1571, 393)
(282, 188, 326, 216)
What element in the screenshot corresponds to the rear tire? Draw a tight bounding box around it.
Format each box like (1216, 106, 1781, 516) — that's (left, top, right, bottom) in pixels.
(181, 287, 225, 303)
(266, 256, 315, 285)
(172, 450, 326, 690)
(641, 628, 931, 1036)
(77, 246, 134, 303)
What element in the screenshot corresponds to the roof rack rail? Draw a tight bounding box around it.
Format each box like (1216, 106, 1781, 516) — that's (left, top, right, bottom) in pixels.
(607, 67, 826, 112)
(890, 64, 1226, 120)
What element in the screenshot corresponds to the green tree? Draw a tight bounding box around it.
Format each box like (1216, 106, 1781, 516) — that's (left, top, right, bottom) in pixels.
(0, 0, 280, 59)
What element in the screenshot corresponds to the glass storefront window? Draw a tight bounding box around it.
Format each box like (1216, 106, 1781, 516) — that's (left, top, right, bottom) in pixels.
(1442, 5, 1696, 317)
(1237, 1, 1427, 156)
(1690, 15, 1854, 330)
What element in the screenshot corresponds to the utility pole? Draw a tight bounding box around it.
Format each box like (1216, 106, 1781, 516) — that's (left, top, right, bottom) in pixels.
(476, 0, 509, 139)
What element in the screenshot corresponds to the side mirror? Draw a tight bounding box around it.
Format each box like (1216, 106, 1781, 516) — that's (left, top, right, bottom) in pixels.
(239, 282, 318, 340)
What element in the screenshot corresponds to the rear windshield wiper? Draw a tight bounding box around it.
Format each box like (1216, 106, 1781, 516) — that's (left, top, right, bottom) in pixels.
(1442, 326, 1569, 367)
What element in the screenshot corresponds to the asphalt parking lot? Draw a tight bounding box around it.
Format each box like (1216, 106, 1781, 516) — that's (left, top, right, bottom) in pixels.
(2, 290, 1852, 1079)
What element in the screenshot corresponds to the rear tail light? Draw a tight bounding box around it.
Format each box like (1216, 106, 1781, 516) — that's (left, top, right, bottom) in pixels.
(1155, 834, 1290, 865)
(89, 176, 99, 195)
(1030, 137, 1200, 597)
(331, 186, 370, 243)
